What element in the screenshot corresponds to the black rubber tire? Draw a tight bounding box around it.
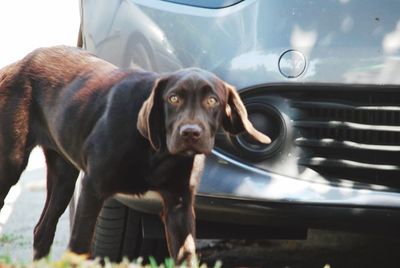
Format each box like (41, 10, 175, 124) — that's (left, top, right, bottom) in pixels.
(122, 33, 156, 71)
(91, 198, 169, 263)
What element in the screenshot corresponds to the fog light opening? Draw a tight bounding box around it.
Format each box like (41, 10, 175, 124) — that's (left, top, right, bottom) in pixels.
(233, 102, 285, 160)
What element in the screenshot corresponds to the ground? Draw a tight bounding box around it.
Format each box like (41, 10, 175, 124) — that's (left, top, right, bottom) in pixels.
(199, 231, 400, 267)
(0, 148, 69, 262)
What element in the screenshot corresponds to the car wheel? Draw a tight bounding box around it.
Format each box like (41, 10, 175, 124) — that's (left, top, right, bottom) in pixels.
(122, 33, 156, 71)
(91, 198, 169, 262)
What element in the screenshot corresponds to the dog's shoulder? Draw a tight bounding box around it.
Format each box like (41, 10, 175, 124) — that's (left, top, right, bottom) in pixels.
(111, 69, 159, 99)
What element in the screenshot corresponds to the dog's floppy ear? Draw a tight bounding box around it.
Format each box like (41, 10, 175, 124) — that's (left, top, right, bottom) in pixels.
(222, 83, 271, 144)
(137, 77, 169, 150)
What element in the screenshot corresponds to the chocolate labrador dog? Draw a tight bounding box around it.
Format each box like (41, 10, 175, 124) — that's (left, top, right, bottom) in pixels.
(0, 46, 270, 264)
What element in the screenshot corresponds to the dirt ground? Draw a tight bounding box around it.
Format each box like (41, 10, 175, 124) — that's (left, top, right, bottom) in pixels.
(199, 230, 400, 268)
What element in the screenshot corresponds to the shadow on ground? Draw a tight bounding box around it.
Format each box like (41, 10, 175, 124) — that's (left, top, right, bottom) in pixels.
(199, 229, 400, 268)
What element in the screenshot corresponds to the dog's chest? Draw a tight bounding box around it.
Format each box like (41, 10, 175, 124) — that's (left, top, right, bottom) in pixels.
(144, 154, 194, 189)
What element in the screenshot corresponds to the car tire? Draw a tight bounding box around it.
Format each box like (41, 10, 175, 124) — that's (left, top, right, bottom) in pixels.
(91, 198, 169, 263)
(122, 33, 156, 71)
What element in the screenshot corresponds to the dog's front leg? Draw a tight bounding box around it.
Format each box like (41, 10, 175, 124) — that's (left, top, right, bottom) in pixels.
(68, 175, 104, 256)
(160, 187, 196, 266)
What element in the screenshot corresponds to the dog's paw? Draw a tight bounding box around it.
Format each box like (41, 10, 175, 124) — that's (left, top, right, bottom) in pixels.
(177, 234, 198, 267)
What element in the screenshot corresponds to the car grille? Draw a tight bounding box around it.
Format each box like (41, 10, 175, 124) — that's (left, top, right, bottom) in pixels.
(291, 88, 400, 188)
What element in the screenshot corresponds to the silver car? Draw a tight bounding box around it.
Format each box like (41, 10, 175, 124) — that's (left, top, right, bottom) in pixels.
(78, 0, 400, 262)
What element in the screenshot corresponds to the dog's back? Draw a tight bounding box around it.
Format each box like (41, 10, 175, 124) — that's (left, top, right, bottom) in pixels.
(0, 46, 139, 202)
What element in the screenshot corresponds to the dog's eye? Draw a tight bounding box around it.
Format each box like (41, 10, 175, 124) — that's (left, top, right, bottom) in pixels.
(168, 94, 181, 105)
(206, 96, 219, 107)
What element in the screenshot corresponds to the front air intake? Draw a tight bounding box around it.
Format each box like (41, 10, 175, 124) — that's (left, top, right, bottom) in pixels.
(291, 88, 400, 188)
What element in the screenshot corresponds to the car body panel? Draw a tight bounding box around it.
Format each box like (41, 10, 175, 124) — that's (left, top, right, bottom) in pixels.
(199, 151, 400, 208)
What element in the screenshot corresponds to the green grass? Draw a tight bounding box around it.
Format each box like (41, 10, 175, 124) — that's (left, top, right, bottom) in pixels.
(0, 255, 223, 268)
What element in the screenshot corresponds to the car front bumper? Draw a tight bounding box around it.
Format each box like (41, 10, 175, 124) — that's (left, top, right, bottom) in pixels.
(116, 150, 400, 233)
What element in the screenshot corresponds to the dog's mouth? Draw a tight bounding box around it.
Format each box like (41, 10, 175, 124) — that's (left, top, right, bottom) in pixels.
(177, 143, 212, 156)
(180, 149, 199, 157)
(168, 141, 213, 157)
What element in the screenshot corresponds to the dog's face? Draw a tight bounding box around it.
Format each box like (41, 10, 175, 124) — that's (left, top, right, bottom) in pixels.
(162, 70, 227, 156)
(137, 68, 271, 156)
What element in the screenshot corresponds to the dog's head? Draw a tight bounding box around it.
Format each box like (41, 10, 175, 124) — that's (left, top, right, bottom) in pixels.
(137, 68, 271, 156)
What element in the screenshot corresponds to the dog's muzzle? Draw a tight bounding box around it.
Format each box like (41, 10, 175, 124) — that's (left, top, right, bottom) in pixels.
(179, 124, 202, 142)
(168, 123, 212, 156)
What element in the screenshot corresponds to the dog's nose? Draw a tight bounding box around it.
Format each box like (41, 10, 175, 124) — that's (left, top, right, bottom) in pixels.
(180, 124, 202, 141)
